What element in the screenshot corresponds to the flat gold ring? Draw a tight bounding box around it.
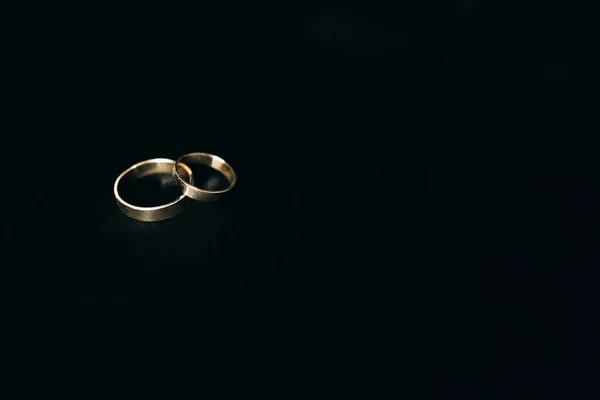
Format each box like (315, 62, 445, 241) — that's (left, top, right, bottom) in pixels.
(114, 158, 194, 222)
(173, 152, 237, 202)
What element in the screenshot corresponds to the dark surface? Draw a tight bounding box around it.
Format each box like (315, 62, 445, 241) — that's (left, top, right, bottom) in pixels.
(1, 1, 597, 396)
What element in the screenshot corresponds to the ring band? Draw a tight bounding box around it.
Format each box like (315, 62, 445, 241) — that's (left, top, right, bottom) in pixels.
(173, 152, 237, 202)
(114, 158, 194, 222)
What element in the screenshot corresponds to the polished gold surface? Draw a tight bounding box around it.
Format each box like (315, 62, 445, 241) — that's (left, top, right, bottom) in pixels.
(173, 152, 237, 202)
(114, 158, 194, 222)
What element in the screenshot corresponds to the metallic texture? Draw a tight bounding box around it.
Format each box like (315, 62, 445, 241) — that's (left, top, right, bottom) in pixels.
(114, 158, 194, 222)
(173, 152, 237, 202)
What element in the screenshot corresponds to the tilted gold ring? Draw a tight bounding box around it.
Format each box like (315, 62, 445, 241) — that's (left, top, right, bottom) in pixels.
(114, 158, 194, 222)
(173, 152, 236, 202)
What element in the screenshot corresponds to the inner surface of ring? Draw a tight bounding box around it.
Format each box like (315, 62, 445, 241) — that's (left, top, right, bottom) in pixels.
(119, 162, 191, 207)
(176, 155, 234, 191)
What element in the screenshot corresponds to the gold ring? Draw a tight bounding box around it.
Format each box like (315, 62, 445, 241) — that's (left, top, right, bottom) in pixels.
(173, 152, 237, 201)
(114, 158, 194, 222)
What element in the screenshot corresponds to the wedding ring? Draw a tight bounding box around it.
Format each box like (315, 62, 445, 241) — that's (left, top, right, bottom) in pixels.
(114, 158, 194, 222)
(173, 152, 237, 201)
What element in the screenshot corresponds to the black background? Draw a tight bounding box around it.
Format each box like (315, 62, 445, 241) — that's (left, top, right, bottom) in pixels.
(2, 1, 597, 397)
